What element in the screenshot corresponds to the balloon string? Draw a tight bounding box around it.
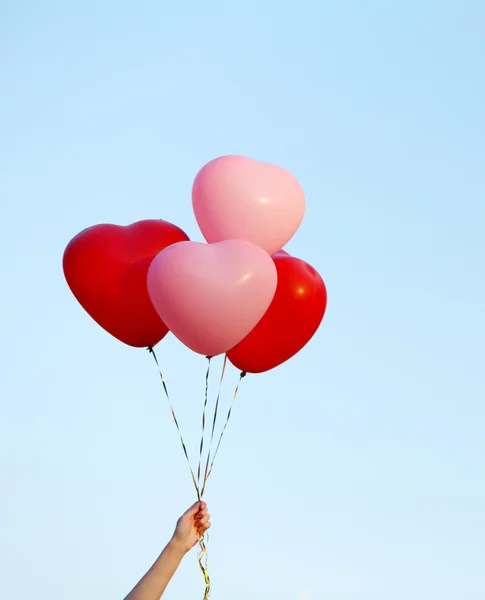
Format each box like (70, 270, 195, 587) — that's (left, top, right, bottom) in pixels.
(197, 538, 211, 600)
(200, 355, 227, 497)
(201, 368, 246, 497)
(198, 357, 239, 599)
(197, 357, 212, 491)
(147, 347, 201, 499)
(147, 347, 211, 600)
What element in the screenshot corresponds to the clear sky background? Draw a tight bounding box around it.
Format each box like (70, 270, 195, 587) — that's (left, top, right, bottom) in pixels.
(1, 2, 484, 599)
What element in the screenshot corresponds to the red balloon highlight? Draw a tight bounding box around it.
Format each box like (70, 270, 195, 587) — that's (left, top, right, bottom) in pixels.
(227, 252, 327, 373)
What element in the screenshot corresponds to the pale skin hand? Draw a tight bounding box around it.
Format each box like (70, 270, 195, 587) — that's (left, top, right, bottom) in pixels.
(124, 502, 211, 600)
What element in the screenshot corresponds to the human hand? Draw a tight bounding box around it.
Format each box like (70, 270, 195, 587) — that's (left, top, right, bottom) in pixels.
(171, 501, 211, 554)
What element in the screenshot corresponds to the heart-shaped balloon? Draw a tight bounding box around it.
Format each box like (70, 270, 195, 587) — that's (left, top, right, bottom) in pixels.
(192, 155, 306, 255)
(227, 252, 327, 373)
(147, 240, 278, 356)
(63, 219, 189, 347)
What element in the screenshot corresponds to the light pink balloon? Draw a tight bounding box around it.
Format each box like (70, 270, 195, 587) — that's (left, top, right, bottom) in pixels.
(192, 155, 306, 256)
(147, 240, 278, 356)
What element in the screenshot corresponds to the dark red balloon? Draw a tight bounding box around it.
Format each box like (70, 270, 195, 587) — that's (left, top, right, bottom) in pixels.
(63, 219, 189, 348)
(227, 253, 327, 373)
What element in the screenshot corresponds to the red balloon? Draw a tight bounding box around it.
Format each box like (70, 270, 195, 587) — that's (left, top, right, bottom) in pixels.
(63, 219, 189, 347)
(227, 252, 327, 373)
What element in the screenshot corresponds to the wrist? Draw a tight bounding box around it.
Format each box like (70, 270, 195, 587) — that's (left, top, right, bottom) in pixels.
(167, 536, 189, 557)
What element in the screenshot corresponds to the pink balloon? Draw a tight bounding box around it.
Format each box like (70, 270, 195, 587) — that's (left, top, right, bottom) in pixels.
(192, 156, 306, 256)
(147, 240, 278, 356)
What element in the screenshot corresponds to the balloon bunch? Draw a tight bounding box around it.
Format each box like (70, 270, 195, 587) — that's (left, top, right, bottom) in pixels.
(63, 155, 327, 372)
(63, 155, 327, 598)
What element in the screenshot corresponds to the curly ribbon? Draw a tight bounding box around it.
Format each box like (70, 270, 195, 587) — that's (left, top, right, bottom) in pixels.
(148, 348, 246, 600)
(197, 537, 211, 599)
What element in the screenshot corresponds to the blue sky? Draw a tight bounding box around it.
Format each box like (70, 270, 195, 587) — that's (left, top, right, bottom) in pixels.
(1, 1, 484, 599)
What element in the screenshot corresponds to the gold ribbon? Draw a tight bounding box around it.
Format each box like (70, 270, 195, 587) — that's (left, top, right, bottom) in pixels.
(148, 347, 200, 496)
(197, 357, 212, 491)
(148, 348, 246, 600)
(201, 365, 246, 497)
